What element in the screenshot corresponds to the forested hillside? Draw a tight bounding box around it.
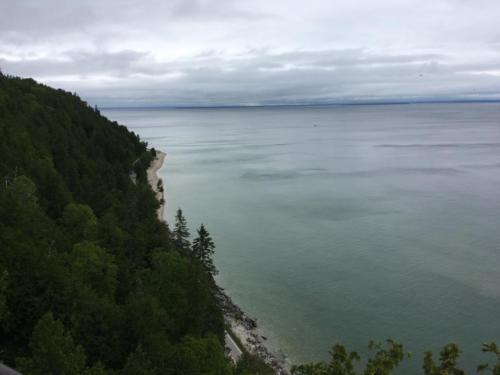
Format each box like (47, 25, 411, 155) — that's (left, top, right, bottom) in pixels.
(0, 73, 232, 374)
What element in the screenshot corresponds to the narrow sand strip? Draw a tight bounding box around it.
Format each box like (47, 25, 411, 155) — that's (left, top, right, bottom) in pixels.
(147, 150, 166, 221)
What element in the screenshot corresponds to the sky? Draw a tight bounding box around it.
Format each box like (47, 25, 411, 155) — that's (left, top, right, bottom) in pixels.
(1, 0, 500, 106)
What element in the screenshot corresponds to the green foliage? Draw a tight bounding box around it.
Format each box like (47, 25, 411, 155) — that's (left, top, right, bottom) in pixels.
(192, 223, 218, 276)
(0, 174, 63, 359)
(0, 270, 7, 323)
(122, 344, 156, 375)
(234, 352, 276, 375)
(328, 343, 361, 375)
(6, 175, 39, 208)
(142, 250, 225, 341)
(134, 151, 154, 184)
(173, 208, 190, 252)
(67, 241, 118, 297)
(61, 203, 98, 243)
(478, 343, 500, 375)
(30, 158, 72, 218)
(16, 312, 89, 375)
(0, 75, 229, 374)
(172, 335, 232, 375)
(292, 341, 500, 375)
(364, 339, 408, 375)
(292, 340, 408, 375)
(423, 343, 465, 375)
(122, 334, 231, 375)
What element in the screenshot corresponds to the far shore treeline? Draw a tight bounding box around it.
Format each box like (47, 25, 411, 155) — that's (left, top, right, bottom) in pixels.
(0, 73, 498, 375)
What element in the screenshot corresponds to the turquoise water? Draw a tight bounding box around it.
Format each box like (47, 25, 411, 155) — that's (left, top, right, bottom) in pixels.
(104, 104, 500, 373)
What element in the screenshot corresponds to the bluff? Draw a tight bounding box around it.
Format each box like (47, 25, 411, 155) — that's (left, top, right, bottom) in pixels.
(0, 73, 230, 374)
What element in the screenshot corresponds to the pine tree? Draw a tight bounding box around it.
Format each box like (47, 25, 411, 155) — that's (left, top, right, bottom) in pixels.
(173, 208, 190, 252)
(192, 224, 217, 276)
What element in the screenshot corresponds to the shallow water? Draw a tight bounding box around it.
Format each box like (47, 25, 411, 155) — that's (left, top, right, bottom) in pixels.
(104, 103, 500, 373)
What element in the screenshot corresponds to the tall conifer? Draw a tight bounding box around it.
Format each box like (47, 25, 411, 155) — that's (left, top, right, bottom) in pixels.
(173, 208, 190, 251)
(192, 224, 217, 276)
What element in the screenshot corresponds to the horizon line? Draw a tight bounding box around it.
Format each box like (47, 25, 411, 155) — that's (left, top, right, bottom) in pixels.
(101, 98, 500, 110)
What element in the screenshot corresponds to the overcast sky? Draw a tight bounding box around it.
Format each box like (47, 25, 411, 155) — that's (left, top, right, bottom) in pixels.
(1, 0, 500, 106)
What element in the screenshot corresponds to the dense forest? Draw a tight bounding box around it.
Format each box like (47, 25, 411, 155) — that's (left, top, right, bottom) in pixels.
(0, 72, 274, 374)
(0, 73, 498, 375)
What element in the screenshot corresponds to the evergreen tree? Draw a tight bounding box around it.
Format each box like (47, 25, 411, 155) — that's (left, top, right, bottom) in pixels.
(192, 224, 217, 276)
(173, 208, 190, 252)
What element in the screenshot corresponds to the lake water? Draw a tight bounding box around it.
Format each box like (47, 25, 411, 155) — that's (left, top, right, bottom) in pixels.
(103, 104, 500, 373)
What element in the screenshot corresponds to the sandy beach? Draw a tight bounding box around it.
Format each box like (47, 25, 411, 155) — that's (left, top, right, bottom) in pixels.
(147, 150, 166, 221)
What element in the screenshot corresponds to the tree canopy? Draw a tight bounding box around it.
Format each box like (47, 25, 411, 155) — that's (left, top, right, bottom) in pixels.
(0, 74, 228, 374)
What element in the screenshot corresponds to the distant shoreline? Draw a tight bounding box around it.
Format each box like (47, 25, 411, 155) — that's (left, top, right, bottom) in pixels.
(103, 100, 500, 111)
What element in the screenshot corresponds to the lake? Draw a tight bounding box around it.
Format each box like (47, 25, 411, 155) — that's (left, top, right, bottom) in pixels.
(103, 103, 500, 373)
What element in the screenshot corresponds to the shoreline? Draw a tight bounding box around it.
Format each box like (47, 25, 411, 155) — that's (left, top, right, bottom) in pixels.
(146, 149, 289, 374)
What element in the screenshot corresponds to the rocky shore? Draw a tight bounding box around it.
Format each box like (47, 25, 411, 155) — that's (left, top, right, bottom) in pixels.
(216, 287, 290, 374)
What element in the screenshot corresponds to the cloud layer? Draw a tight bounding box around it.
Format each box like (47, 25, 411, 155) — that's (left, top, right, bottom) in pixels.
(1, 0, 500, 106)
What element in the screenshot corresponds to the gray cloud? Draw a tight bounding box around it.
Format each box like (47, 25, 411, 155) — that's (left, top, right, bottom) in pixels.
(0, 1, 96, 42)
(1, 0, 500, 106)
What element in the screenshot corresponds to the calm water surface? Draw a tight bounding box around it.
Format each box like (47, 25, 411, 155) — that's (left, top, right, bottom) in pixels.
(104, 104, 500, 373)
